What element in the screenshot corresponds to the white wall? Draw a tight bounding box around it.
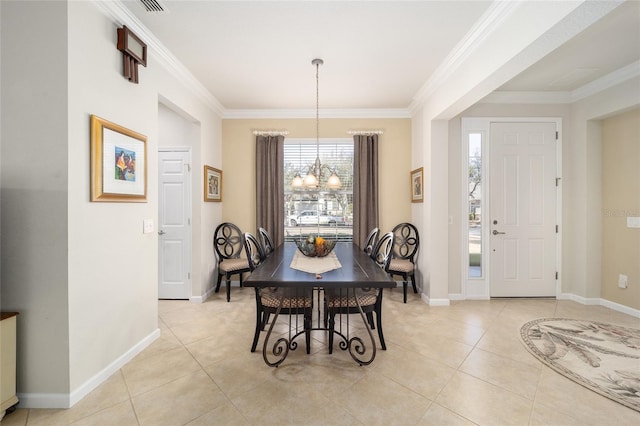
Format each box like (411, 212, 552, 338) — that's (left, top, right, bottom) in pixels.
(1, 0, 71, 397)
(1, 0, 222, 407)
(67, 0, 222, 398)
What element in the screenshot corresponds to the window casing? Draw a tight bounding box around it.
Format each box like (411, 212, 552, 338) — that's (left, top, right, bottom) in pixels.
(284, 138, 353, 242)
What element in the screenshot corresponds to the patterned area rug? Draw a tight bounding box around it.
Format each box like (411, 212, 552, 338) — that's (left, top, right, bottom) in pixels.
(520, 318, 640, 412)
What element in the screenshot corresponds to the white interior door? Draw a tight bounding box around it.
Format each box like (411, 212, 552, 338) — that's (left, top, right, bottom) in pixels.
(158, 149, 191, 299)
(489, 122, 557, 297)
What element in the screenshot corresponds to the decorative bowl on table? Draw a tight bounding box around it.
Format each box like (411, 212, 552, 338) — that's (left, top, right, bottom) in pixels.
(295, 235, 336, 257)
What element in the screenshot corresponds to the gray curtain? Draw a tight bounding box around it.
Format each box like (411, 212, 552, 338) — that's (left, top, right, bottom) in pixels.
(353, 134, 379, 248)
(255, 135, 285, 247)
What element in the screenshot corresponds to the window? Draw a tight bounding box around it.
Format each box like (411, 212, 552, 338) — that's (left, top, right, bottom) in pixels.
(468, 133, 482, 277)
(284, 139, 354, 242)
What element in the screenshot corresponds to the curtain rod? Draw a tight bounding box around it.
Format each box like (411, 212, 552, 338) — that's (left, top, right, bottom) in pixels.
(347, 129, 384, 135)
(253, 129, 289, 136)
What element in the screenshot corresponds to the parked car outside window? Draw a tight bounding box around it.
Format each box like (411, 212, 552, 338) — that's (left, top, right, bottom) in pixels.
(287, 210, 345, 227)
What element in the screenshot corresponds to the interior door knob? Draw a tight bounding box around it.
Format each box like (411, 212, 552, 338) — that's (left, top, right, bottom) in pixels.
(158, 230, 166, 235)
(492, 230, 505, 235)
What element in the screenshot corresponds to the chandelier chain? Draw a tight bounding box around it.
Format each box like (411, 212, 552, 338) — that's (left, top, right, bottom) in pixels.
(315, 61, 320, 158)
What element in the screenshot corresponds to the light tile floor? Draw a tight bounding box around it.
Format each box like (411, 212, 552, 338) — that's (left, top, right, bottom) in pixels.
(2, 288, 639, 425)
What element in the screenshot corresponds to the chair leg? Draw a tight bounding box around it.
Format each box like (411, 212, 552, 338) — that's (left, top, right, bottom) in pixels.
(251, 309, 262, 352)
(403, 280, 408, 303)
(215, 274, 222, 293)
(226, 275, 231, 302)
(366, 312, 375, 330)
(375, 309, 387, 350)
(323, 305, 328, 328)
(304, 313, 311, 354)
(410, 273, 417, 293)
(262, 312, 271, 330)
(239, 273, 243, 288)
(328, 312, 335, 354)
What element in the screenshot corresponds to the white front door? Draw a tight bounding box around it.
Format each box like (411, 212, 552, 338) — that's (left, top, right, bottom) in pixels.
(158, 149, 191, 299)
(489, 122, 557, 297)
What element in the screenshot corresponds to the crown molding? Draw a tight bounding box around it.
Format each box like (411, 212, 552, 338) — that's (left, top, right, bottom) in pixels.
(571, 60, 640, 102)
(93, 0, 225, 116)
(222, 108, 411, 120)
(408, 0, 520, 114)
(480, 91, 572, 104)
(480, 61, 640, 104)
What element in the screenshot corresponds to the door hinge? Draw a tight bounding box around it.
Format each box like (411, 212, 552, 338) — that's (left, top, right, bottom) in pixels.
(188, 272, 191, 279)
(188, 218, 191, 225)
(555, 271, 558, 280)
(185, 163, 191, 172)
(556, 177, 561, 187)
(556, 225, 559, 233)
(555, 131, 559, 140)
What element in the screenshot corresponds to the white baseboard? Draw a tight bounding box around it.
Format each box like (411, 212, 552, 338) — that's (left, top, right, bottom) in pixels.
(191, 285, 216, 303)
(17, 328, 161, 409)
(14, 392, 70, 410)
(559, 292, 640, 317)
(444, 292, 637, 318)
(421, 293, 451, 306)
(599, 298, 640, 318)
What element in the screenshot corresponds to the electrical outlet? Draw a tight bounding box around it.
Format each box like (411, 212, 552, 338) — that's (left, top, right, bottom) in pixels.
(618, 274, 628, 289)
(143, 219, 154, 234)
(627, 217, 640, 228)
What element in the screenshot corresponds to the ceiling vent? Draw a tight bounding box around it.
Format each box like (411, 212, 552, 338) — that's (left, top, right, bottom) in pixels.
(139, 0, 168, 13)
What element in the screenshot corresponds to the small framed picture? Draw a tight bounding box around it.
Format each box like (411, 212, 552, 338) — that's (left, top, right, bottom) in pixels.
(204, 166, 222, 202)
(90, 115, 147, 202)
(411, 167, 423, 203)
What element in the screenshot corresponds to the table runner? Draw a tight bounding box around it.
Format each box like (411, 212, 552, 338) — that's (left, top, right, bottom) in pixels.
(290, 249, 342, 274)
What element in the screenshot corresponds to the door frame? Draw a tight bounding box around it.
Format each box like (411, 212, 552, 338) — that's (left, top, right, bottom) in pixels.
(158, 146, 193, 299)
(460, 117, 562, 299)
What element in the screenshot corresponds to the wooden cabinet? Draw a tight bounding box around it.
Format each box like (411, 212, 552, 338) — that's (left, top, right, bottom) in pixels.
(1, 312, 19, 420)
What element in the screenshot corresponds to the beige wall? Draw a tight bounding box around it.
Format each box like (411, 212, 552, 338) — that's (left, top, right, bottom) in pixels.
(601, 108, 640, 310)
(222, 118, 412, 238)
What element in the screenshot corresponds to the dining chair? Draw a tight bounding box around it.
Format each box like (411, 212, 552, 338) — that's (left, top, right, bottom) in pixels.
(244, 232, 313, 354)
(325, 231, 394, 353)
(388, 222, 420, 303)
(257, 227, 275, 258)
(363, 227, 380, 256)
(213, 222, 251, 302)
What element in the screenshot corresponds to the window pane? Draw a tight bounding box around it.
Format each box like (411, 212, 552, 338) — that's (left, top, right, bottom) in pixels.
(468, 133, 482, 277)
(284, 139, 353, 242)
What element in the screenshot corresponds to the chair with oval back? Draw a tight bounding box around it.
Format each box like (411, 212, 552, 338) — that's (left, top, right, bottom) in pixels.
(325, 231, 394, 353)
(388, 222, 420, 303)
(214, 222, 251, 302)
(244, 232, 312, 354)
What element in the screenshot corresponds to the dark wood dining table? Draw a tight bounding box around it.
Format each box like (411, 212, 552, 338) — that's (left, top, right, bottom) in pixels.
(244, 242, 395, 366)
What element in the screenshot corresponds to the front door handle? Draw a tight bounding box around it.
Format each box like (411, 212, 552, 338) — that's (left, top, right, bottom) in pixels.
(492, 230, 506, 235)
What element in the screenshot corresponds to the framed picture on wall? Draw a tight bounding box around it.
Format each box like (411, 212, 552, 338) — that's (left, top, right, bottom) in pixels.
(411, 167, 423, 203)
(90, 115, 147, 202)
(204, 165, 222, 202)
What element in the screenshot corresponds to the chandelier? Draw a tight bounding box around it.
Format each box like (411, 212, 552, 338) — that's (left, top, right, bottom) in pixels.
(291, 58, 341, 190)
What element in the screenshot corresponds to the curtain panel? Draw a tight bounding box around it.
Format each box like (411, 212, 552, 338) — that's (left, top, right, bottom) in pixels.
(255, 135, 285, 247)
(353, 134, 379, 247)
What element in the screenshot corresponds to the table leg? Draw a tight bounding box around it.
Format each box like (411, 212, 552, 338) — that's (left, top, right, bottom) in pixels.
(346, 288, 377, 366)
(262, 290, 289, 367)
